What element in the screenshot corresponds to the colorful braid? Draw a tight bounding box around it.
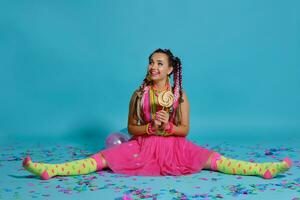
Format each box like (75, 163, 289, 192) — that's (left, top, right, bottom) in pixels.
(138, 72, 151, 92)
(171, 56, 183, 124)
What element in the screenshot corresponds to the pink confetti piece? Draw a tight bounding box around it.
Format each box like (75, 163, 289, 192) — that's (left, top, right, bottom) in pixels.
(122, 193, 133, 200)
(199, 178, 208, 181)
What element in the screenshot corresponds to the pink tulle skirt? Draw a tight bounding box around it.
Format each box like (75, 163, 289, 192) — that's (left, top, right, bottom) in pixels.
(101, 135, 215, 176)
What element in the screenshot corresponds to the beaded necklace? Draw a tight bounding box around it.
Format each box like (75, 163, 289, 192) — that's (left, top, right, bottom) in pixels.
(149, 80, 171, 121)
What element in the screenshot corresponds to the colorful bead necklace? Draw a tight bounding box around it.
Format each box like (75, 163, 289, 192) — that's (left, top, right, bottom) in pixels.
(149, 80, 171, 121)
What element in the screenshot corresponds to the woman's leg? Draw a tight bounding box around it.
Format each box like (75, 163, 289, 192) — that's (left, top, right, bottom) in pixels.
(204, 152, 292, 179)
(23, 151, 108, 180)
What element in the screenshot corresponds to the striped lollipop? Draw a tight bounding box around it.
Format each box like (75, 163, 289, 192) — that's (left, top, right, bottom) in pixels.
(157, 90, 174, 110)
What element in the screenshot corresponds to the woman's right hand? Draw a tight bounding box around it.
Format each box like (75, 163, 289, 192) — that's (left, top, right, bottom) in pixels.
(151, 119, 161, 132)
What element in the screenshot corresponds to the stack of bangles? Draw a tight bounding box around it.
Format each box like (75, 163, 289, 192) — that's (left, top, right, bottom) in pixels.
(146, 122, 175, 136)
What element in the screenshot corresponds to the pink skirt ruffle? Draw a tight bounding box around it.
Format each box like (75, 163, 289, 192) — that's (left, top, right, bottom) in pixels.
(101, 135, 214, 176)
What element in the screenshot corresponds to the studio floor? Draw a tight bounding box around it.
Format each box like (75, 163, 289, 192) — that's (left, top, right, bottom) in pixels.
(1, 135, 300, 200)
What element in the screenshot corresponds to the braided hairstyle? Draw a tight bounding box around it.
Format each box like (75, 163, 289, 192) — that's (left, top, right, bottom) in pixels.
(130, 48, 183, 125)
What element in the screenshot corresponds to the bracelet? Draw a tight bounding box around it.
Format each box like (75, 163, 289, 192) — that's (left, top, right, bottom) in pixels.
(146, 123, 155, 135)
(156, 129, 167, 136)
(153, 122, 175, 137)
(164, 122, 175, 134)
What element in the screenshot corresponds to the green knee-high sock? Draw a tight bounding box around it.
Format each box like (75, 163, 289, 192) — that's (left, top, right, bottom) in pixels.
(23, 153, 104, 180)
(210, 153, 292, 179)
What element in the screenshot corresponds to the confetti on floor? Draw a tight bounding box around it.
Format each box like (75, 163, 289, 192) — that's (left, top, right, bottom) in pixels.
(0, 138, 299, 200)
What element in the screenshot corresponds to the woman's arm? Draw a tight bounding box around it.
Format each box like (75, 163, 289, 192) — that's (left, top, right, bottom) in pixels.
(127, 115, 148, 136)
(156, 91, 190, 137)
(128, 122, 148, 136)
(127, 91, 190, 137)
(169, 91, 190, 137)
(127, 92, 147, 136)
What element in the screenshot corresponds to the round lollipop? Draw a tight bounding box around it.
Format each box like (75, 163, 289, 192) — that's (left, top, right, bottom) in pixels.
(105, 132, 130, 149)
(157, 90, 174, 111)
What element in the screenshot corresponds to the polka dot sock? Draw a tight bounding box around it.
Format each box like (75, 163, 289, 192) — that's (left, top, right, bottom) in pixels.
(210, 153, 292, 179)
(23, 153, 104, 180)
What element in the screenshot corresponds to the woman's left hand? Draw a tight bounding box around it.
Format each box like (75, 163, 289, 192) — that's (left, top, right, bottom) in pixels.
(156, 110, 169, 130)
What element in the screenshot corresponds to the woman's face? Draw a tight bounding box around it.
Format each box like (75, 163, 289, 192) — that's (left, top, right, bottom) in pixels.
(148, 53, 173, 82)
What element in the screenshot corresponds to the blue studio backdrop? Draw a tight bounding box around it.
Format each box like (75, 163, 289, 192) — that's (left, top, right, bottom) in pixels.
(0, 1, 299, 146)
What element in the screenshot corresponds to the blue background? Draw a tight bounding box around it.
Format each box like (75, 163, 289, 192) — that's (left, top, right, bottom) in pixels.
(1, 1, 299, 144)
